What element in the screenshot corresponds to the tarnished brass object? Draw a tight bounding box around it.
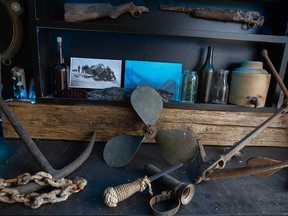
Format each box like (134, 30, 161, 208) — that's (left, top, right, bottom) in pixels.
(0, 0, 24, 65)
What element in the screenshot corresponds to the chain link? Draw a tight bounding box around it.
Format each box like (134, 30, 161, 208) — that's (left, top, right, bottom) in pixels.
(0, 172, 87, 209)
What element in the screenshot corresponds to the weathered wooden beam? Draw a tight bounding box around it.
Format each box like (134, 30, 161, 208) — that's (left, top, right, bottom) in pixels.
(1, 101, 287, 147)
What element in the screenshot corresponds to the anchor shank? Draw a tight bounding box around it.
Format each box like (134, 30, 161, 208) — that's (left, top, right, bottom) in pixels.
(0, 97, 55, 173)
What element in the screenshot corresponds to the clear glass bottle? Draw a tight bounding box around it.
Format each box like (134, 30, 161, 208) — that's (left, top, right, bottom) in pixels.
(52, 37, 69, 97)
(198, 46, 215, 103)
(181, 70, 198, 103)
(211, 69, 229, 104)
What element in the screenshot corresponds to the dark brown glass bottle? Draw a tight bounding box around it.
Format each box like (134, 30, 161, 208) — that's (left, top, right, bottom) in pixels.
(198, 46, 215, 103)
(52, 37, 69, 97)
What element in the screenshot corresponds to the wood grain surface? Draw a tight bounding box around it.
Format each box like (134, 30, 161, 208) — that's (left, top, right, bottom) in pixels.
(1, 101, 287, 147)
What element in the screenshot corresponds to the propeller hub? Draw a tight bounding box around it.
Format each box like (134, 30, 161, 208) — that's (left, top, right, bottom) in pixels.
(143, 124, 157, 139)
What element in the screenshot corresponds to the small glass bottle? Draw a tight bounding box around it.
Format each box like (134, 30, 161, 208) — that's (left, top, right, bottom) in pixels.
(11, 67, 27, 99)
(181, 70, 198, 103)
(211, 69, 229, 104)
(198, 46, 215, 103)
(52, 37, 69, 97)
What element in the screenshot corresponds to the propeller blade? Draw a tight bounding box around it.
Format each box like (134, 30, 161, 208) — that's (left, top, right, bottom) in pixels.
(155, 129, 198, 165)
(247, 157, 288, 179)
(130, 86, 163, 125)
(103, 135, 145, 167)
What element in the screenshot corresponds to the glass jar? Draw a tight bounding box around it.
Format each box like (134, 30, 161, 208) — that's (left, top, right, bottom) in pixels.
(181, 70, 198, 103)
(211, 69, 229, 104)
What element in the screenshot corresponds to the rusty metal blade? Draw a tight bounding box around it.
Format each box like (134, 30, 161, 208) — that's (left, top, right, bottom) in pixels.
(247, 157, 288, 178)
(206, 157, 288, 180)
(130, 87, 163, 125)
(103, 135, 145, 167)
(155, 129, 198, 165)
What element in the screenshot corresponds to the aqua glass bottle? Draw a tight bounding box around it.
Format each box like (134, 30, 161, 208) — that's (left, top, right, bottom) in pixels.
(181, 70, 198, 103)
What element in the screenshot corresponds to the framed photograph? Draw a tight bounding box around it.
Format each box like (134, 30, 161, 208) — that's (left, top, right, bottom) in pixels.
(69, 57, 122, 89)
(124, 60, 182, 101)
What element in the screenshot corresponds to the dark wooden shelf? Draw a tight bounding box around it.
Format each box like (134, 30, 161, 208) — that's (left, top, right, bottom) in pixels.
(33, 20, 288, 44)
(34, 96, 278, 113)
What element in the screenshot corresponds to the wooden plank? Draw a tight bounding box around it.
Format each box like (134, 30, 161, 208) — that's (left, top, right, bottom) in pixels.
(1, 101, 287, 147)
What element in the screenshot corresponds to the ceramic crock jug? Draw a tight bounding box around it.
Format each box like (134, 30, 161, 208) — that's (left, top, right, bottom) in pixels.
(229, 61, 271, 108)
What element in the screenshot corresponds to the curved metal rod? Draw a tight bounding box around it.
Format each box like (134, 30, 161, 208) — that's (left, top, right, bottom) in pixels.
(0, 97, 96, 194)
(16, 131, 96, 194)
(0, 97, 54, 172)
(261, 49, 288, 99)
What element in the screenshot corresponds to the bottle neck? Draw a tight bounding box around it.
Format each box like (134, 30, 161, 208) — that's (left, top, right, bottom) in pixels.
(216, 70, 229, 82)
(57, 42, 64, 64)
(205, 46, 214, 65)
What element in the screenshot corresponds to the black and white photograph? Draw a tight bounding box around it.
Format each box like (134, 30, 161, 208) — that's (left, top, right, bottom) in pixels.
(69, 57, 122, 89)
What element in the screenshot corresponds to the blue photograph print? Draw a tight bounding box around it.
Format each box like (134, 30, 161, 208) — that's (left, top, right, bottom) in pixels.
(124, 60, 182, 101)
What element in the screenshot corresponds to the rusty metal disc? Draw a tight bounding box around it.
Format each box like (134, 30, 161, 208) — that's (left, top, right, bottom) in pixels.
(130, 86, 163, 125)
(103, 135, 145, 167)
(155, 129, 198, 165)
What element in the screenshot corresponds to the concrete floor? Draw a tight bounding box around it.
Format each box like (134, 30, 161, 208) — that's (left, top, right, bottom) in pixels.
(0, 127, 287, 215)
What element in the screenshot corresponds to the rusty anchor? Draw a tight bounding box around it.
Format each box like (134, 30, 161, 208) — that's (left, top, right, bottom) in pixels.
(0, 97, 95, 194)
(195, 49, 288, 183)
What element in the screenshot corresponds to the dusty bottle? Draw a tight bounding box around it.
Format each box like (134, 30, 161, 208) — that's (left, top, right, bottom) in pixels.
(211, 69, 229, 104)
(197, 46, 215, 103)
(52, 37, 69, 97)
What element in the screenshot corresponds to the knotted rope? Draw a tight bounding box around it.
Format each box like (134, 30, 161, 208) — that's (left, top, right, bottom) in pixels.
(104, 176, 152, 207)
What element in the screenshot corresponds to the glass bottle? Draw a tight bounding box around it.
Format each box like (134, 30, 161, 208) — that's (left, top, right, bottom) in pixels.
(52, 37, 69, 97)
(11, 67, 27, 99)
(211, 69, 229, 104)
(181, 70, 198, 103)
(198, 46, 215, 103)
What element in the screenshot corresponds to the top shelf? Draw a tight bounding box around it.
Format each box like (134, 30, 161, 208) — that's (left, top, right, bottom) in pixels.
(32, 20, 288, 44)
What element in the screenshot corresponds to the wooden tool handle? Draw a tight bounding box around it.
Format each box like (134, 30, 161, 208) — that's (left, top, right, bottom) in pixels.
(261, 49, 288, 98)
(103, 176, 150, 207)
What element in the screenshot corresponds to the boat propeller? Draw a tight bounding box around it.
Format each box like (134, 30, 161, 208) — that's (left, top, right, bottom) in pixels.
(103, 86, 198, 167)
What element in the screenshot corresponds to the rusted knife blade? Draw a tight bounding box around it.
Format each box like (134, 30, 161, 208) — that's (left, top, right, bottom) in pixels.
(206, 157, 288, 180)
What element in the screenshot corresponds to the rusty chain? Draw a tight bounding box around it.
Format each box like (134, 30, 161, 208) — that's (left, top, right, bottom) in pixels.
(0, 171, 87, 209)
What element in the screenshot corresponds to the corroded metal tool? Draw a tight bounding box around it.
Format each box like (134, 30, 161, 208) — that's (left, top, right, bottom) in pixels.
(206, 157, 288, 180)
(0, 97, 95, 194)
